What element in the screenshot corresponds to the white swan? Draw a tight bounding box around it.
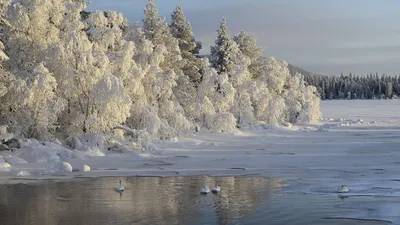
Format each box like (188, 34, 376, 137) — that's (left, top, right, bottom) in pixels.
(200, 186, 210, 194)
(211, 185, 221, 193)
(338, 185, 349, 193)
(114, 180, 125, 192)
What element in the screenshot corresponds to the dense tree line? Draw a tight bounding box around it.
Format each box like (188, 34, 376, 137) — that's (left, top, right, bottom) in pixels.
(304, 73, 399, 100)
(0, 0, 320, 149)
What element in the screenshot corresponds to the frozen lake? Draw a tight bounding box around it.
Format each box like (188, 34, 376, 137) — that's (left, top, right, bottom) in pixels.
(320, 99, 400, 122)
(0, 176, 390, 225)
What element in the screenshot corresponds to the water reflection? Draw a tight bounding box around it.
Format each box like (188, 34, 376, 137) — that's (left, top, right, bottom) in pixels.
(0, 176, 284, 225)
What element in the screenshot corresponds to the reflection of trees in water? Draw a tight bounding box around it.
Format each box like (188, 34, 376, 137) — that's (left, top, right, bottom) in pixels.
(0, 176, 284, 225)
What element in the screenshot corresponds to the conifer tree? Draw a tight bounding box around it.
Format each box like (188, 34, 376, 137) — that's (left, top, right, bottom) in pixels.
(170, 4, 202, 85)
(210, 18, 238, 75)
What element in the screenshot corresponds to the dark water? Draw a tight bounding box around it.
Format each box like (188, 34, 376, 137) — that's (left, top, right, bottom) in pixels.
(0, 176, 388, 225)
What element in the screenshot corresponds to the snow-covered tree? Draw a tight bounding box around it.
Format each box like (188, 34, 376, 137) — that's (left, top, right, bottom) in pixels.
(192, 65, 217, 128)
(170, 4, 202, 85)
(0, 0, 322, 144)
(4, 0, 68, 73)
(170, 4, 198, 55)
(229, 54, 254, 125)
(126, 24, 192, 140)
(143, 0, 181, 73)
(210, 18, 238, 75)
(21, 64, 66, 139)
(233, 30, 265, 79)
(43, 4, 132, 136)
(0, 63, 66, 140)
(0, 0, 10, 68)
(262, 57, 290, 95)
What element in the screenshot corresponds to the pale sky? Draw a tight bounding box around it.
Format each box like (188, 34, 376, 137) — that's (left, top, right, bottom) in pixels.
(88, 0, 400, 75)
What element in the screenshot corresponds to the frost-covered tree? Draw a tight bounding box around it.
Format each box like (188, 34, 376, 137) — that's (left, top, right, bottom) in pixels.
(170, 4, 202, 85)
(192, 65, 217, 128)
(143, 0, 181, 73)
(21, 64, 66, 139)
(0, 0, 10, 66)
(4, 0, 68, 73)
(0, 0, 322, 145)
(125, 25, 192, 140)
(210, 18, 238, 75)
(262, 57, 290, 95)
(170, 4, 198, 55)
(233, 30, 265, 79)
(170, 4, 201, 55)
(43, 3, 132, 136)
(143, 0, 163, 44)
(229, 54, 254, 125)
(0, 63, 65, 140)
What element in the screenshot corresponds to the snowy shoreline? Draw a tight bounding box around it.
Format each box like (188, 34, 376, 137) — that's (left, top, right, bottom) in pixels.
(1, 100, 400, 186)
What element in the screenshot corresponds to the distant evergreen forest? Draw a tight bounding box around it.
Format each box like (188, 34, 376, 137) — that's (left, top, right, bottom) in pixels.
(288, 65, 399, 100)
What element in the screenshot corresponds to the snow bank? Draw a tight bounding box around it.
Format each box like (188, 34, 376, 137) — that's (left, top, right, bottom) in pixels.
(14, 139, 75, 163)
(317, 118, 368, 132)
(0, 153, 27, 165)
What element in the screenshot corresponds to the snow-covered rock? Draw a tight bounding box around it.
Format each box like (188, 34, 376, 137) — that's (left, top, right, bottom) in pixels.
(79, 164, 91, 172)
(52, 162, 73, 173)
(0, 162, 11, 171)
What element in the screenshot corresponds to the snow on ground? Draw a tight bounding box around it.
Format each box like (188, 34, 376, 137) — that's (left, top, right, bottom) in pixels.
(1, 100, 400, 222)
